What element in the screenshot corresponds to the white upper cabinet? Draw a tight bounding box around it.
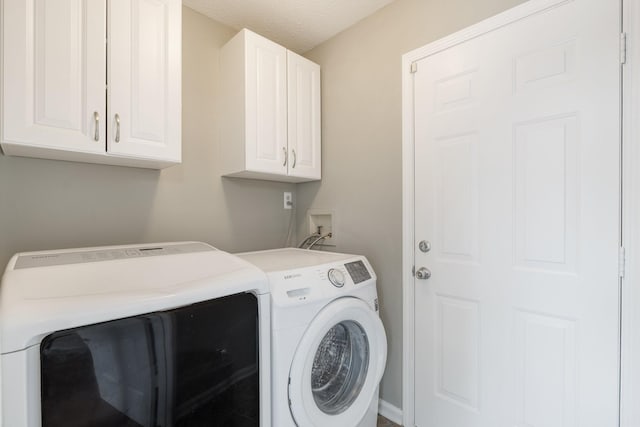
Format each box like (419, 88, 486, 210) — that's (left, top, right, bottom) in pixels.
(242, 30, 288, 176)
(1, 0, 107, 156)
(287, 50, 321, 180)
(220, 29, 321, 183)
(0, 0, 181, 169)
(107, 0, 181, 163)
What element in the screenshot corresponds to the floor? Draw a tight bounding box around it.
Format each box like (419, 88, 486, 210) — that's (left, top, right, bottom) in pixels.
(377, 414, 401, 427)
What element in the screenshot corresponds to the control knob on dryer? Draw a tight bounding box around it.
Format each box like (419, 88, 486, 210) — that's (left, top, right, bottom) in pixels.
(327, 268, 345, 287)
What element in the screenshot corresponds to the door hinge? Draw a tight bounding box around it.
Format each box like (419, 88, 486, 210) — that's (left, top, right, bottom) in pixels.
(620, 32, 627, 65)
(412, 265, 415, 277)
(619, 246, 626, 278)
(410, 62, 418, 74)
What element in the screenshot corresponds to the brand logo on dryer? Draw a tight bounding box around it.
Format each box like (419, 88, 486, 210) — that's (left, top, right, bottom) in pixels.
(284, 273, 302, 280)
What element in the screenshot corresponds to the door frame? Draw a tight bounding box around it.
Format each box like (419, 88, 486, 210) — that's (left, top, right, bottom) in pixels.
(401, 0, 626, 425)
(621, 1, 640, 426)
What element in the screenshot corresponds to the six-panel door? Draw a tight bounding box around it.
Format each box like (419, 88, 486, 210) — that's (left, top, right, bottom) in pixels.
(412, 0, 621, 425)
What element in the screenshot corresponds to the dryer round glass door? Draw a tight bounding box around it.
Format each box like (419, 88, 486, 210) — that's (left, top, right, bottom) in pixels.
(288, 297, 387, 427)
(311, 320, 369, 414)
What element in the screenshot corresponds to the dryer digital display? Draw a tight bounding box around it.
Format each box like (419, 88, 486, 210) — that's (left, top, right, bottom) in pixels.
(344, 261, 371, 284)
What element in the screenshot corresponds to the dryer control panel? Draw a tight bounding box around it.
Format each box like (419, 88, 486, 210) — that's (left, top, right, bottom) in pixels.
(344, 260, 371, 284)
(237, 248, 377, 308)
(325, 260, 372, 288)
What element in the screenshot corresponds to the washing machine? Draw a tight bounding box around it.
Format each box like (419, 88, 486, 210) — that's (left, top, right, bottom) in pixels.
(237, 248, 387, 427)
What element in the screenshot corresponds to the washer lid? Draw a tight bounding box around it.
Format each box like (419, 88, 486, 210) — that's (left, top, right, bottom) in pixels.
(288, 297, 387, 426)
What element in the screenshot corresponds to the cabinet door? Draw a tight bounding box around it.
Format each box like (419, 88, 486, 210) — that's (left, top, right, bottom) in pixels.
(287, 51, 321, 180)
(244, 31, 288, 175)
(107, 0, 181, 163)
(2, 0, 106, 154)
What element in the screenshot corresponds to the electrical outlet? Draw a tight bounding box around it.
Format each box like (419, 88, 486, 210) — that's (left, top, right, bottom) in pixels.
(284, 192, 293, 209)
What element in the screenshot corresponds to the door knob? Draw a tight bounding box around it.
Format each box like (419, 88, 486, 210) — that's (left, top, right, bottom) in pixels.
(415, 267, 431, 280)
(418, 240, 431, 253)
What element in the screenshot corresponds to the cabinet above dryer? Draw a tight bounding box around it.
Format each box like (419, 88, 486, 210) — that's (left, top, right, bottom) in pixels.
(220, 29, 321, 183)
(0, 0, 181, 169)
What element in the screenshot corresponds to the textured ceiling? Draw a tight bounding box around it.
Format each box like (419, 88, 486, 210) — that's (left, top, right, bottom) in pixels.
(183, 0, 395, 53)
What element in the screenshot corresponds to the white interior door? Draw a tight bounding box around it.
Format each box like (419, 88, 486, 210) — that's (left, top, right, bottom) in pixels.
(412, 0, 621, 426)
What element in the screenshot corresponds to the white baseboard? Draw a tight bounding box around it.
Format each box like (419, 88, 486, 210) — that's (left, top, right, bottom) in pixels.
(378, 399, 403, 425)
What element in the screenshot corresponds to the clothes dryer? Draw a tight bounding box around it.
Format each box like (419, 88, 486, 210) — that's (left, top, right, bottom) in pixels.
(0, 242, 271, 427)
(238, 248, 387, 427)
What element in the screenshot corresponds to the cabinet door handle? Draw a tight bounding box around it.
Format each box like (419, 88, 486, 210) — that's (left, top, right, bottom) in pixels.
(114, 113, 120, 143)
(93, 112, 100, 141)
(291, 149, 297, 168)
(282, 147, 287, 166)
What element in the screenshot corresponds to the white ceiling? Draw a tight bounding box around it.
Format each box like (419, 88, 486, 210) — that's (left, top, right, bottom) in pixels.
(183, 0, 395, 53)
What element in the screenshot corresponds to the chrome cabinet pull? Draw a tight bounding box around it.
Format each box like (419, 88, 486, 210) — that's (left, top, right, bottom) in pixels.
(292, 149, 297, 168)
(93, 112, 100, 141)
(282, 147, 287, 166)
(114, 113, 120, 143)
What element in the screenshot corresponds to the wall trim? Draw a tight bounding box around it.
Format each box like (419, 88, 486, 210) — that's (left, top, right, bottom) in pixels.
(401, 0, 579, 425)
(621, 1, 639, 426)
(401, 0, 571, 65)
(378, 399, 403, 425)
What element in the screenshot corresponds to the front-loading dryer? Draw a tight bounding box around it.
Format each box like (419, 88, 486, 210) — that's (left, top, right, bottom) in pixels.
(237, 248, 387, 427)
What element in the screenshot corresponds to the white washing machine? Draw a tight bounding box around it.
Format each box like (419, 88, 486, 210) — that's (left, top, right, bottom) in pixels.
(238, 248, 387, 427)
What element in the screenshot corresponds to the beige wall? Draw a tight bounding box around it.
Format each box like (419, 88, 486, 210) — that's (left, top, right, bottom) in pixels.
(0, 7, 295, 269)
(0, 0, 535, 416)
(299, 0, 526, 409)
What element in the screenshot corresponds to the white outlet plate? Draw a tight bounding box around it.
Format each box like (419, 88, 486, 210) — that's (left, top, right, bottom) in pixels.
(284, 192, 293, 209)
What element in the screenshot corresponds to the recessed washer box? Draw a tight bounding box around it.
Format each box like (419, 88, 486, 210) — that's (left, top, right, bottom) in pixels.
(307, 209, 336, 246)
